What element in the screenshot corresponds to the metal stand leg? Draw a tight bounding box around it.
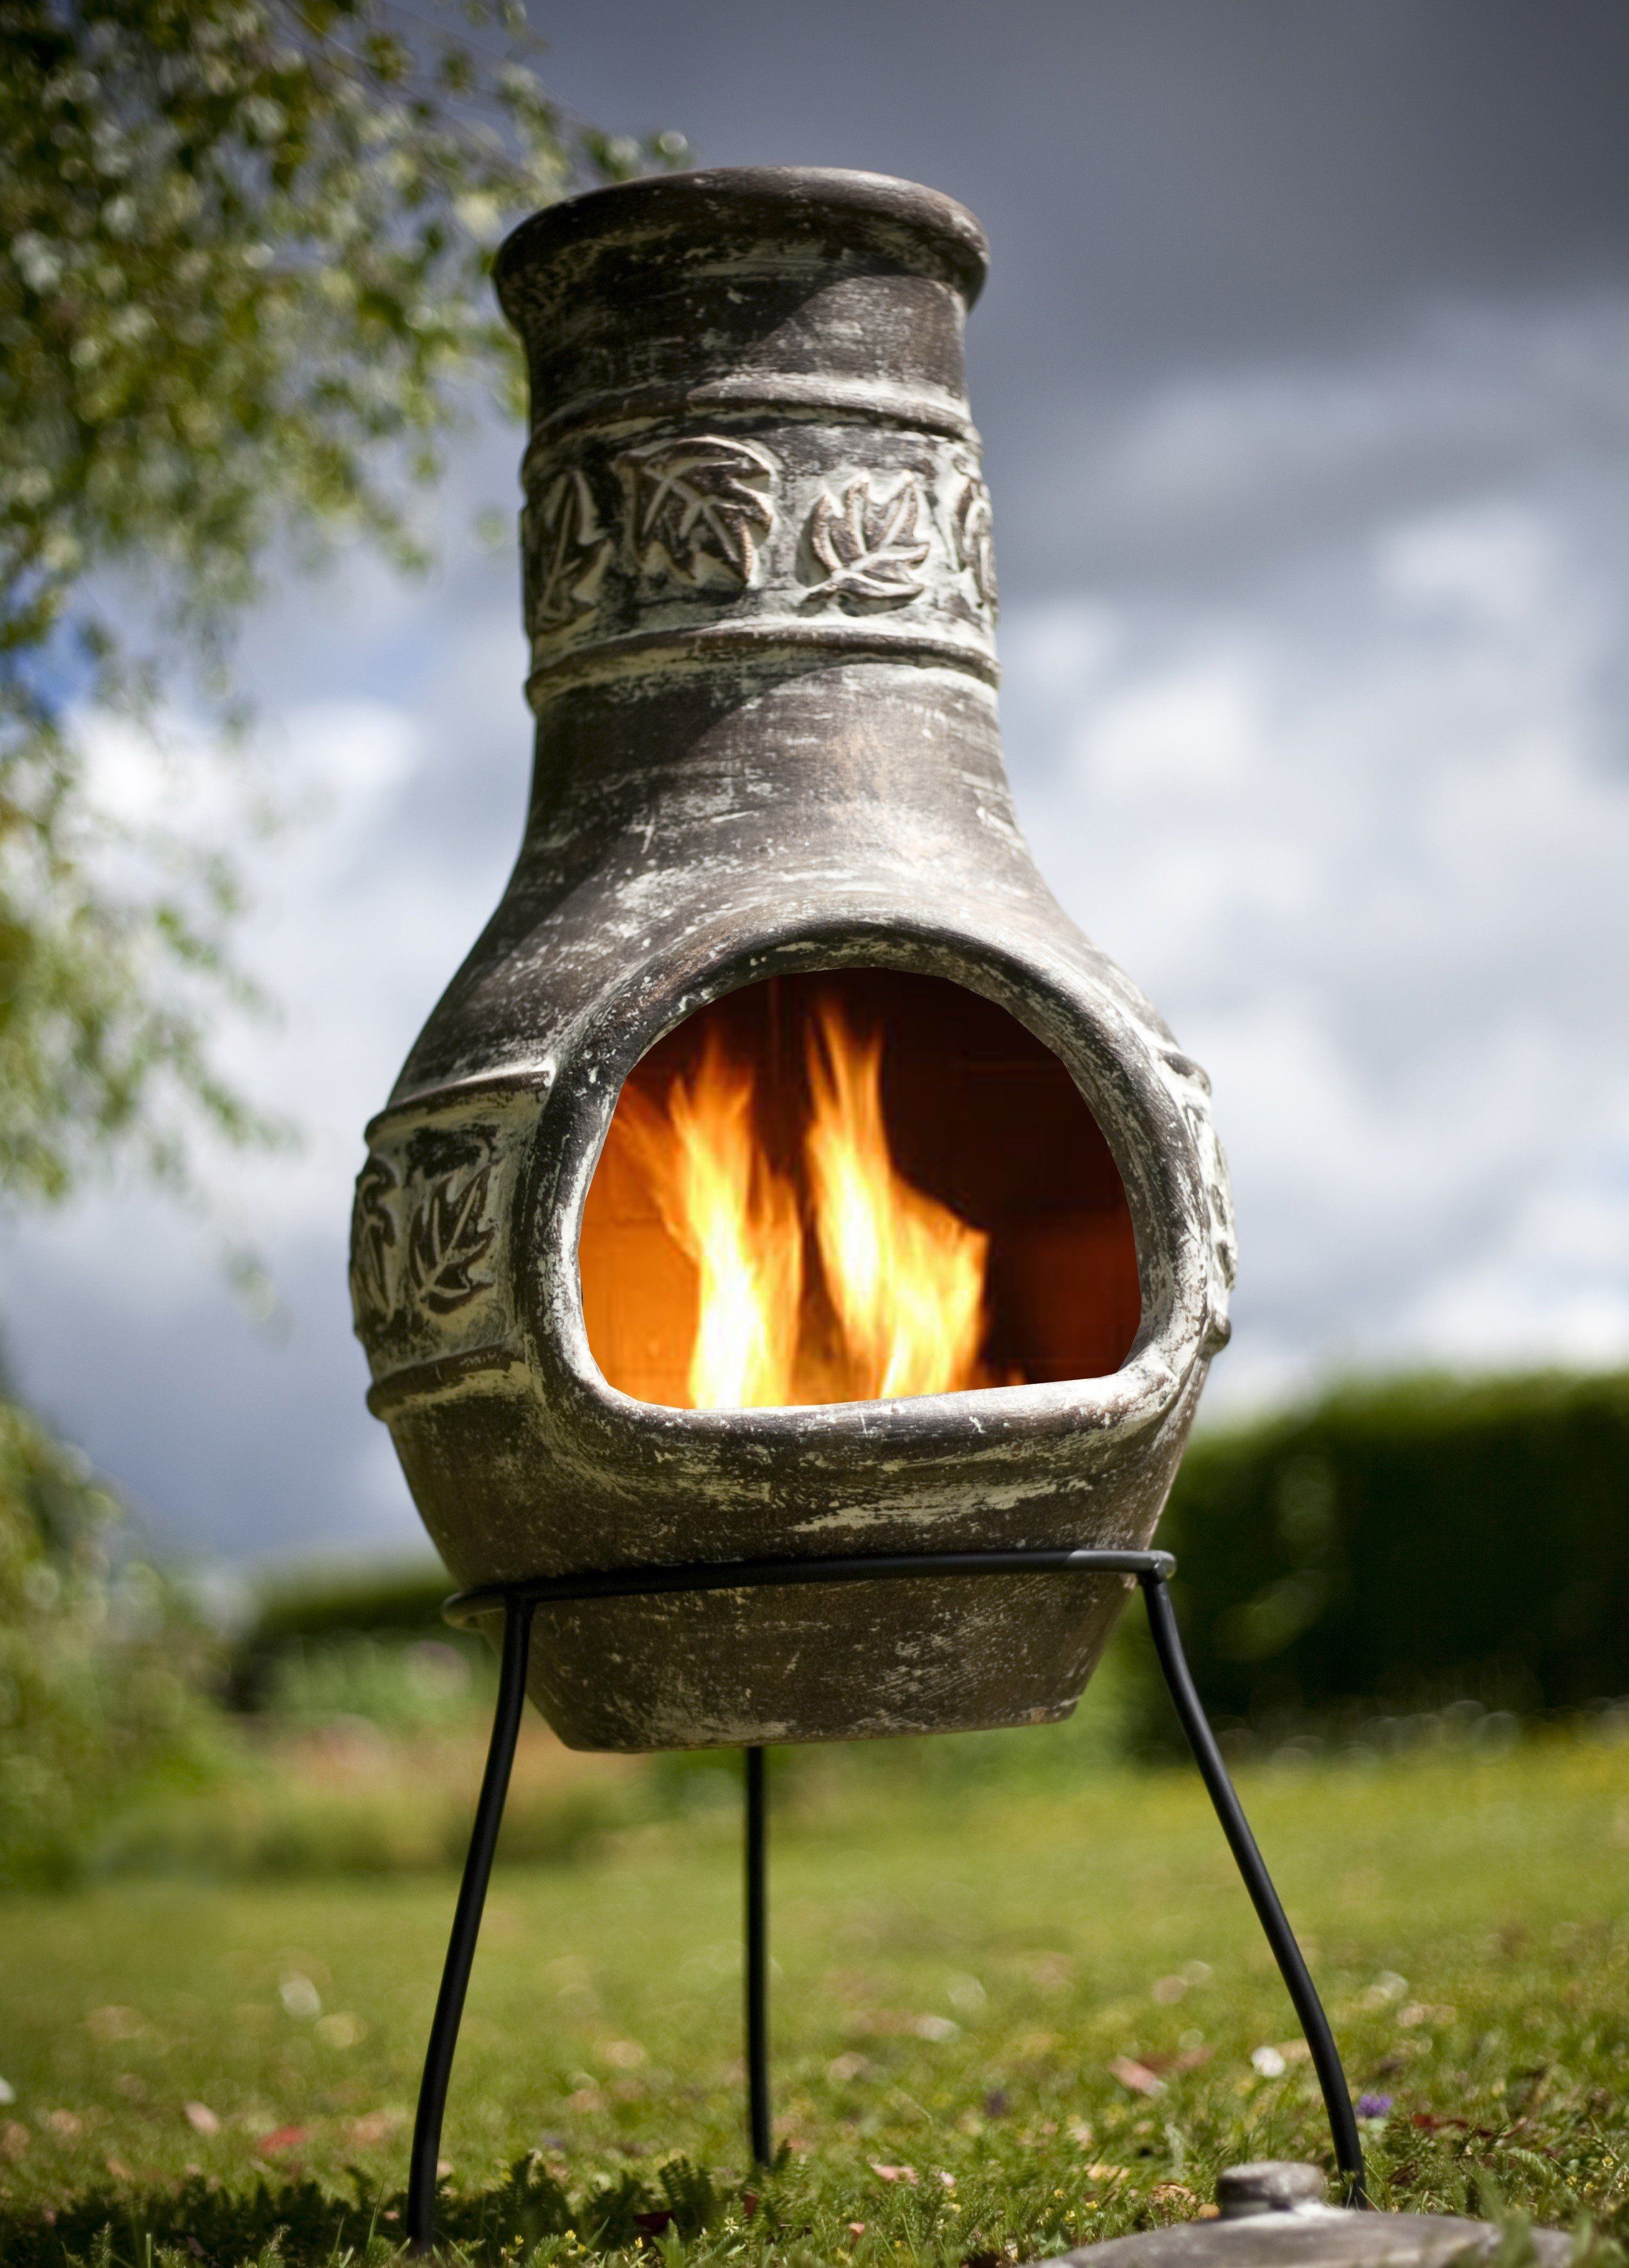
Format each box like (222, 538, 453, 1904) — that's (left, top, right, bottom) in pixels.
(744, 1745, 773, 2165)
(405, 1550, 1369, 2231)
(1139, 1570, 1368, 2206)
(408, 1599, 533, 2255)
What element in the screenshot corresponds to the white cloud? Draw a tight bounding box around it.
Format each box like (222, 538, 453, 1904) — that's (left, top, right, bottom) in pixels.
(1002, 303, 1629, 1409)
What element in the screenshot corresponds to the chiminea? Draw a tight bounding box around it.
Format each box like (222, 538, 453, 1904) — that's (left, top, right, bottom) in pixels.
(350, 167, 1235, 1750)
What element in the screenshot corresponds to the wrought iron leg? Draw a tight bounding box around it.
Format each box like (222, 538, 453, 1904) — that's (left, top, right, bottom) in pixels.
(744, 1745, 773, 2165)
(408, 1598, 534, 2255)
(1138, 1570, 1368, 2206)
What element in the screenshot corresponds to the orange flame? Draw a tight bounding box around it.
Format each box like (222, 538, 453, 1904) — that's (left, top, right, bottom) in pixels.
(603, 999, 997, 1408)
(803, 1004, 990, 1402)
(610, 1029, 803, 1411)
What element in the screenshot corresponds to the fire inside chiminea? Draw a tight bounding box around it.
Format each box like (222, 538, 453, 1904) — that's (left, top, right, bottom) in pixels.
(580, 969, 1141, 1411)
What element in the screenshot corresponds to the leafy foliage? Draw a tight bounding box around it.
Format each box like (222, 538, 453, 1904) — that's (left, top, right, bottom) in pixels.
(0, 1393, 221, 1884)
(0, 0, 682, 1206)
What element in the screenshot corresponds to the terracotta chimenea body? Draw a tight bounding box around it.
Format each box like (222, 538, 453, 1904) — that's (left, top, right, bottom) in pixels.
(350, 167, 1235, 1751)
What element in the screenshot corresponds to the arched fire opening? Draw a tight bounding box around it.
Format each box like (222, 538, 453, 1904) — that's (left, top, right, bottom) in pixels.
(580, 970, 1140, 1409)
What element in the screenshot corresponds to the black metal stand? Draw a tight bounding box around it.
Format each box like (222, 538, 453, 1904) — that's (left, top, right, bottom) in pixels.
(405, 1548, 1368, 2253)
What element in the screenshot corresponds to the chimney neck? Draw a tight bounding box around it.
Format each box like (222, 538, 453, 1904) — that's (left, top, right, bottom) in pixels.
(496, 168, 1000, 708)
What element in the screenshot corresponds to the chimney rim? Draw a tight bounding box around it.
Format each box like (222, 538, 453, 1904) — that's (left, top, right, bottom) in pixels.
(495, 164, 990, 325)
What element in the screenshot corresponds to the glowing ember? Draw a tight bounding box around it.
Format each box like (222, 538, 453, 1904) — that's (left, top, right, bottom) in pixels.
(601, 998, 1001, 1408)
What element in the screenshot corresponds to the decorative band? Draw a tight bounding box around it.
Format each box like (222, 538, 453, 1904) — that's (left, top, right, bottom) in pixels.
(525, 619, 1002, 701)
(520, 428, 1000, 684)
(525, 374, 979, 453)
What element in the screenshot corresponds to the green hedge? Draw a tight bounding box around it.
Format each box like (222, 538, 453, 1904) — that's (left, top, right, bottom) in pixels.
(231, 1557, 457, 1709)
(1155, 1368, 1629, 1728)
(248, 1556, 453, 1646)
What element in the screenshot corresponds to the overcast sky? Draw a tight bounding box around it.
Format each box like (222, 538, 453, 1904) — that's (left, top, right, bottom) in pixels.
(7, 1, 1629, 1572)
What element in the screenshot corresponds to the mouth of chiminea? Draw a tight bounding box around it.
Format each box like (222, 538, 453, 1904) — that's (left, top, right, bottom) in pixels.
(577, 968, 1141, 1413)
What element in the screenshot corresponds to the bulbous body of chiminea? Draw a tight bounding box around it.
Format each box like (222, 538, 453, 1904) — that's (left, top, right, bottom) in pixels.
(350, 168, 1235, 1750)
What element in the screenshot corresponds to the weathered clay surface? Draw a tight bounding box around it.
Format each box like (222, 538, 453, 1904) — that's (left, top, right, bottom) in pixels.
(350, 167, 1235, 1750)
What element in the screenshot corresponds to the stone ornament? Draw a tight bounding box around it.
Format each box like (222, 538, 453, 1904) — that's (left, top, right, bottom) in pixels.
(351, 169, 1236, 1752)
(802, 471, 932, 606)
(523, 467, 613, 631)
(1033, 2158, 1571, 2268)
(618, 434, 778, 588)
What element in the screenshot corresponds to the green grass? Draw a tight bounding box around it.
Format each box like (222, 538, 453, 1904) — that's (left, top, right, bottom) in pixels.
(3, 1730, 1628, 2265)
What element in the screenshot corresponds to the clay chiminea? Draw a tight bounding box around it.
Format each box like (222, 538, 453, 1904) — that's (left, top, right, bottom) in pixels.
(350, 167, 1235, 1750)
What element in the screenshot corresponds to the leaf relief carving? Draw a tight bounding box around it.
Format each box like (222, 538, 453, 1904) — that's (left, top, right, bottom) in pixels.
(527, 466, 613, 632)
(349, 1154, 402, 1337)
(405, 1157, 499, 1316)
(802, 473, 932, 608)
(947, 456, 998, 616)
(350, 1144, 500, 1345)
(618, 436, 777, 589)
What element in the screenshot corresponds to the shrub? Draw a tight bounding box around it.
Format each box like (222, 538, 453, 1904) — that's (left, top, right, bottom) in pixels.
(1152, 1368, 1629, 1736)
(231, 1558, 454, 1708)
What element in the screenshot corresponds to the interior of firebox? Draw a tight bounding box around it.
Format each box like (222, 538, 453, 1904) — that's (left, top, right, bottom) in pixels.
(578, 970, 1140, 1410)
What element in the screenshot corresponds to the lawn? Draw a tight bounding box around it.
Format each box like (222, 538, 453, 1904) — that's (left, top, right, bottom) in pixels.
(2, 1730, 1628, 2265)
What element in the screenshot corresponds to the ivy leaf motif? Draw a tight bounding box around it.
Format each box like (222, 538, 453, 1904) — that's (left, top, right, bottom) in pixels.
(947, 457, 998, 616)
(527, 466, 613, 632)
(803, 474, 932, 608)
(349, 1154, 402, 1338)
(618, 436, 777, 588)
(405, 1159, 497, 1316)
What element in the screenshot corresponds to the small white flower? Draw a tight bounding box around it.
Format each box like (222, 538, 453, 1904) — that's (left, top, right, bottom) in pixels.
(1251, 2045, 1287, 2077)
(0, 2078, 14, 2105)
